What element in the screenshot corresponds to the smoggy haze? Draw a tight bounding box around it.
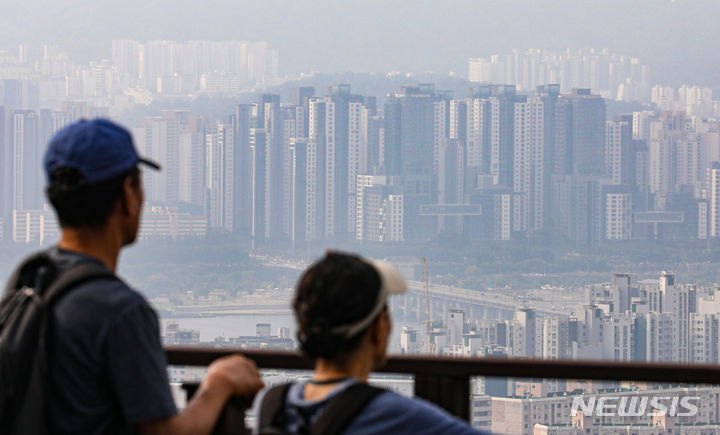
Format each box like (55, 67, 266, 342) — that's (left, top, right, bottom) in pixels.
(0, 0, 718, 86)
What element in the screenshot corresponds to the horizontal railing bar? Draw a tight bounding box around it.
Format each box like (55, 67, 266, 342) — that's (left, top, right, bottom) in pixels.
(166, 346, 720, 384)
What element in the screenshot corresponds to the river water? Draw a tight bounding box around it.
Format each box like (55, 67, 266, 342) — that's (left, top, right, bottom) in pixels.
(159, 314, 419, 352)
(160, 314, 296, 342)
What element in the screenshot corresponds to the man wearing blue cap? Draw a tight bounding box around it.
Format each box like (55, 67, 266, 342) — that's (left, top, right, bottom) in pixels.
(7, 119, 264, 434)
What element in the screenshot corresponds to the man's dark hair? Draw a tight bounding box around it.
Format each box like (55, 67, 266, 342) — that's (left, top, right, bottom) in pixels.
(293, 252, 382, 364)
(46, 166, 140, 229)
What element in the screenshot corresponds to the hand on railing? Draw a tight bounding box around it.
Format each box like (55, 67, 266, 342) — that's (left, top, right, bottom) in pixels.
(206, 354, 265, 399)
(181, 384, 254, 435)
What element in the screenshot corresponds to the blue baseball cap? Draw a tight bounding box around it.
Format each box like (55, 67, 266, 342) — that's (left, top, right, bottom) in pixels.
(44, 118, 160, 185)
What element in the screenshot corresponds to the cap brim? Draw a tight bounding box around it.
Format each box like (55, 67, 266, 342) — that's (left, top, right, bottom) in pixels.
(369, 260, 408, 295)
(139, 157, 161, 171)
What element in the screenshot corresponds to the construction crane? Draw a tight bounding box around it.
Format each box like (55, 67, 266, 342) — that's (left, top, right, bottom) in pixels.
(422, 258, 435, 354)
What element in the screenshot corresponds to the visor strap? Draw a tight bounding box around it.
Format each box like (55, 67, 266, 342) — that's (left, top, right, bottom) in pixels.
(330, 287, 387, 338)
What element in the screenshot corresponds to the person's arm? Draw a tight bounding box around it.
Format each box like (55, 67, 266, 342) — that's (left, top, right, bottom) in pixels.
(138, 354, 264, 435)
(103, 298, 263, 435)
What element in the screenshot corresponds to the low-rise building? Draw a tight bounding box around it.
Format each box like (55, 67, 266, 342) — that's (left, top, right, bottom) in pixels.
(138, 206, 207, 240)
(12, 207, 59, 244)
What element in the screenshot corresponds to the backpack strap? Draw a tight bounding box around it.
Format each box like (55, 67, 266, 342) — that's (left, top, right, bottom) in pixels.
(41, 262, 116, 304)
(311, 383, 385, 435)
(2, 252, 51, 299)
(257, 384, 293, 434)
(36, 261, 117, 373)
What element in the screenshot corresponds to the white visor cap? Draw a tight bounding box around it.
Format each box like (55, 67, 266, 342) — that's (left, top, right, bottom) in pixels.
(329, 259, 408, 338)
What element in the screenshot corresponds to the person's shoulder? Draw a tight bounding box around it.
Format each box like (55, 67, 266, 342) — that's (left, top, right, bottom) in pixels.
(53, 269, 151, 325)
(346, 390, 484, 435)
(66, 274, 145, 306)
(44, 246, 144, 307)
(366, 390, 444, 416)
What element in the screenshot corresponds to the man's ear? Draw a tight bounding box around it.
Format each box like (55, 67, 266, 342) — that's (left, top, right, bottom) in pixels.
(369, 311, 389, 344)
(120, 177, 137, 216)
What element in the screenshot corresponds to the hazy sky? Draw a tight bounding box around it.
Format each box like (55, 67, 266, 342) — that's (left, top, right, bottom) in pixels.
(1, 0, 718, 86)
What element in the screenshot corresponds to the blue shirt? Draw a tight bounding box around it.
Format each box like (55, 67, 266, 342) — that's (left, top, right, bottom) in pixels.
(46, 247, 177, 434)
(253, 379, 487, 435)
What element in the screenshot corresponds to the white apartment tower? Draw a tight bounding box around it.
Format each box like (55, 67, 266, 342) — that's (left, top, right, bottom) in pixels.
(605, 119, 630, 185)
(513, 97, 544, 233)
(205, 123, 234, 231)
(347, 101, 364, 239)
(323, 98, 336, 238)
(605, 193, 633, 240)
(711, 162, 720, 237)
(466, 98, 487, 171)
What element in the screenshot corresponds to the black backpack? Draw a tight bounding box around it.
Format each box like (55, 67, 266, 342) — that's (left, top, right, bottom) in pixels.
(257, 382, 385, 435)
(0, 252, 115, 434)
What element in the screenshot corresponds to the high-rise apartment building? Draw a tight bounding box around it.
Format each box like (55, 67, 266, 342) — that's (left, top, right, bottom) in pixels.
(111, 40, 141, 84)
(355, 175, 403, 242)
(305, 98, 326, 242)
(711, 162, 720, 238)
(260, 97, 285, 240)
(233, 104, 255, 235)
(289, 138, 308, 247)
(566, 89, 606, 176)
(12, 207, 58, 244)
(0, 107, 10, 226)
(513, 95, 545, 233)
(135, 116, 180, 204)
(605, 115, 634, 185)
(437, 139, 465, 234)
(250, 128, 267, 246)
(512, 308, 536, 358)
(321, 85, 365, 240)
(384, 84, 448, 241)
(205, 123, 234, 231)
(12, 109, 40, 210)
(689, 313, 720, 364)
(469, 49, 649, 100)
(604, 192, 633, 241)
(178, 123, 205, 207)
(467, 85, 519, 189)
(541, 317, 569, 360)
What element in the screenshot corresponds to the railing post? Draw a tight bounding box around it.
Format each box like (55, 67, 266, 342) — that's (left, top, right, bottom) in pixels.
(413, 374, 470, 421)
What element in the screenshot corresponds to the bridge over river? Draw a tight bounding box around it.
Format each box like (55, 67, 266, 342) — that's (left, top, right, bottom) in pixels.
(250, 256, 582, 322)
(395, 280, 578, 322)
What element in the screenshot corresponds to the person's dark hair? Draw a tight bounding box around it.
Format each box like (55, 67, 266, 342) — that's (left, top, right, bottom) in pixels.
(293, 252, 382, 364)
(46, 166, 140, 229)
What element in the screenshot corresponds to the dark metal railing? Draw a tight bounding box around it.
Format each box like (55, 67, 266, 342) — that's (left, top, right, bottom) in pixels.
(166, 346, 720, 433)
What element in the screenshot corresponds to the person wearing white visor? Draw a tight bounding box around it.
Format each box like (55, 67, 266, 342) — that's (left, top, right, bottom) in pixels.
(327, 258, 408, 340)
(254, 252, 487, 435)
